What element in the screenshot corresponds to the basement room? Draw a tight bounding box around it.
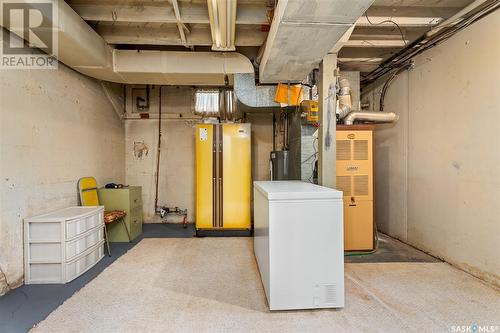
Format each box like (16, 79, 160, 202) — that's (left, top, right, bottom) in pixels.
(0, 0, 499, 332)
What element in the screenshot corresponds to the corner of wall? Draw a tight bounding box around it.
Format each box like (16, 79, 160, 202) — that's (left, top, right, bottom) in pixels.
(0, 267, 9, 296)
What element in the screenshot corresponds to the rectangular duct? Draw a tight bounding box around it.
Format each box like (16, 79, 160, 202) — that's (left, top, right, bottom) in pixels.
(259, 0, 374, 83)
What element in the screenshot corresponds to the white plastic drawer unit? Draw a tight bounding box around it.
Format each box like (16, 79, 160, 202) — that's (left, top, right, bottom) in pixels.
(253, 181, 344, 311)
(24, 206, 105, 284)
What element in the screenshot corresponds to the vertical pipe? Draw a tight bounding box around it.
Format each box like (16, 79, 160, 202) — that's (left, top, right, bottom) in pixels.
(272, 112, 276, 151)
(219, 124, 223, 227)
(154, 86, 162, 213)
(212, 125, 217, 227)
(123, 85, 127, 112)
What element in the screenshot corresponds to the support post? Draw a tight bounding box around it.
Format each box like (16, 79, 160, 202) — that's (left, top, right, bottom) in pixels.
(318, 53, 337, 188)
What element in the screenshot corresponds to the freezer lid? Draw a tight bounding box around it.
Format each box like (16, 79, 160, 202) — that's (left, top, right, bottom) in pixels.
(254, 181, 343, 201)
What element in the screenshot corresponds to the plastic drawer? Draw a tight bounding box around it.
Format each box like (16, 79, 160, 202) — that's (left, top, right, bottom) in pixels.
(66, 212, 103, 240)
(66, 242, 105, 282)
(29, 242, 62, 262)
(28, 263, 62, 283)
(28, 222, 61, 242)
(66, 226, 104, 261)
(24, 206, 105, 284)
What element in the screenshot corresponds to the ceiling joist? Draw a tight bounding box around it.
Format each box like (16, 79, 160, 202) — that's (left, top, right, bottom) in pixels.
(366, 6, 463, 19)
(71, 3, 268, 25)
(356, 16, 443, 27)
(97, 23, 266, 47)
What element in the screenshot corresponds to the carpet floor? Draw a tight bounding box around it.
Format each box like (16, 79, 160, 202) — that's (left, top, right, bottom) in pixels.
(32, 238, 500, 333)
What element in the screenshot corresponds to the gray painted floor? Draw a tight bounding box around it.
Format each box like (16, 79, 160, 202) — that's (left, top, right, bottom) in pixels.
(0, 224, 438, 333)
(0, 223, 194, 333)
(345, 233, 441, 263)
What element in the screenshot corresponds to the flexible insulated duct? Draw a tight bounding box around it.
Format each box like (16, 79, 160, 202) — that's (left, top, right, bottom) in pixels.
(344, 111, 399, 125)
(337, 77, 353, 119)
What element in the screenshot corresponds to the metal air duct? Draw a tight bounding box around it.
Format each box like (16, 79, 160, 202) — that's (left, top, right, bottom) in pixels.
(233, 73, 280, 109)
(258, 0, 374, 83)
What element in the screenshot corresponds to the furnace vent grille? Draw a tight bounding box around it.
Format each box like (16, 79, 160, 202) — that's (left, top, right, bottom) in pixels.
(354, 175, 369, 196)
(336, 176, 351, 196)
(337, 140, 351, 160)
(354, 140, 368, 160)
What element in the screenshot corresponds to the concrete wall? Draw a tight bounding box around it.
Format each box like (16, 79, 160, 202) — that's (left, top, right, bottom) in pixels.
(365, 11, 500, 286)
(124, 87, 274, 222)
(124, 86, 197, 222)
(0, 64, 125, 295)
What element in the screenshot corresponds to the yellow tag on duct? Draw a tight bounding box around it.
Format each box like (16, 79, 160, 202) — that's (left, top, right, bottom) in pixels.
(274, 83, 303, 106)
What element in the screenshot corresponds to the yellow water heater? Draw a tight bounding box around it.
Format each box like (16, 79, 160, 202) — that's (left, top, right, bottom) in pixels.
(336, 126, 374, 251)
(196, 123, 251, 233)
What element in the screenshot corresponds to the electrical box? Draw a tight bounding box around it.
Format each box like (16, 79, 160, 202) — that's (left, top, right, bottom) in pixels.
(336, 126, 374, 251)
(301, 100, 318, 122)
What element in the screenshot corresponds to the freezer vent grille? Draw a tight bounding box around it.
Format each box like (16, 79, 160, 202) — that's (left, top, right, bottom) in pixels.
(336, 140, 351, 160)
(336, 176, 351, 196)
(354, 175, 369, 196)
(354, 140, 368, 160)
(323, 284, 337, 305)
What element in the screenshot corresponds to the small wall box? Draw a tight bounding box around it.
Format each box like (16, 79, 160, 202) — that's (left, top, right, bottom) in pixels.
(24, 206, 105, 284)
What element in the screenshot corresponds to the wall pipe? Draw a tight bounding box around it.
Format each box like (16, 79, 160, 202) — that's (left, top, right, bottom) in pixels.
(154, 87, 162, 214)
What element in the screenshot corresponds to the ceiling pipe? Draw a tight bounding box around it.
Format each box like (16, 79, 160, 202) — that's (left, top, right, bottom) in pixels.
(0, 0, 252, 85)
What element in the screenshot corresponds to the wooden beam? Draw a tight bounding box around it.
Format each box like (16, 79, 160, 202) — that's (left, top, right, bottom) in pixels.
(366, 6, 462, 19)
(170, 0, 187, 44)
(338, 47, 401, 59)
(96, 23, 266, 47)
(345, 39, 408, 47)
(338, 57, 383, 73)
(71, 3, 268, 25)
(351, 26, 427, 41)
(356, 16, 442, 27)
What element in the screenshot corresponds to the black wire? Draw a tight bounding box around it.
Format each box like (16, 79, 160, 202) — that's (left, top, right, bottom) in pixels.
(379, 62, 413, 111)
(364, 12, 407, 47)
(362, 1, 500, 86)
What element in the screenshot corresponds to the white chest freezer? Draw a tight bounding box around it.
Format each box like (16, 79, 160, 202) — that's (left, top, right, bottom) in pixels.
(253, 181, 344, 310)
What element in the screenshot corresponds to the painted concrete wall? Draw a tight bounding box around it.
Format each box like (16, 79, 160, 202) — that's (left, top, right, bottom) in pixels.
(365, 11, 500, 286)
(124, 87, 274, 223)
(0, 64, 125, 295)
(124, 86, 197, 222)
